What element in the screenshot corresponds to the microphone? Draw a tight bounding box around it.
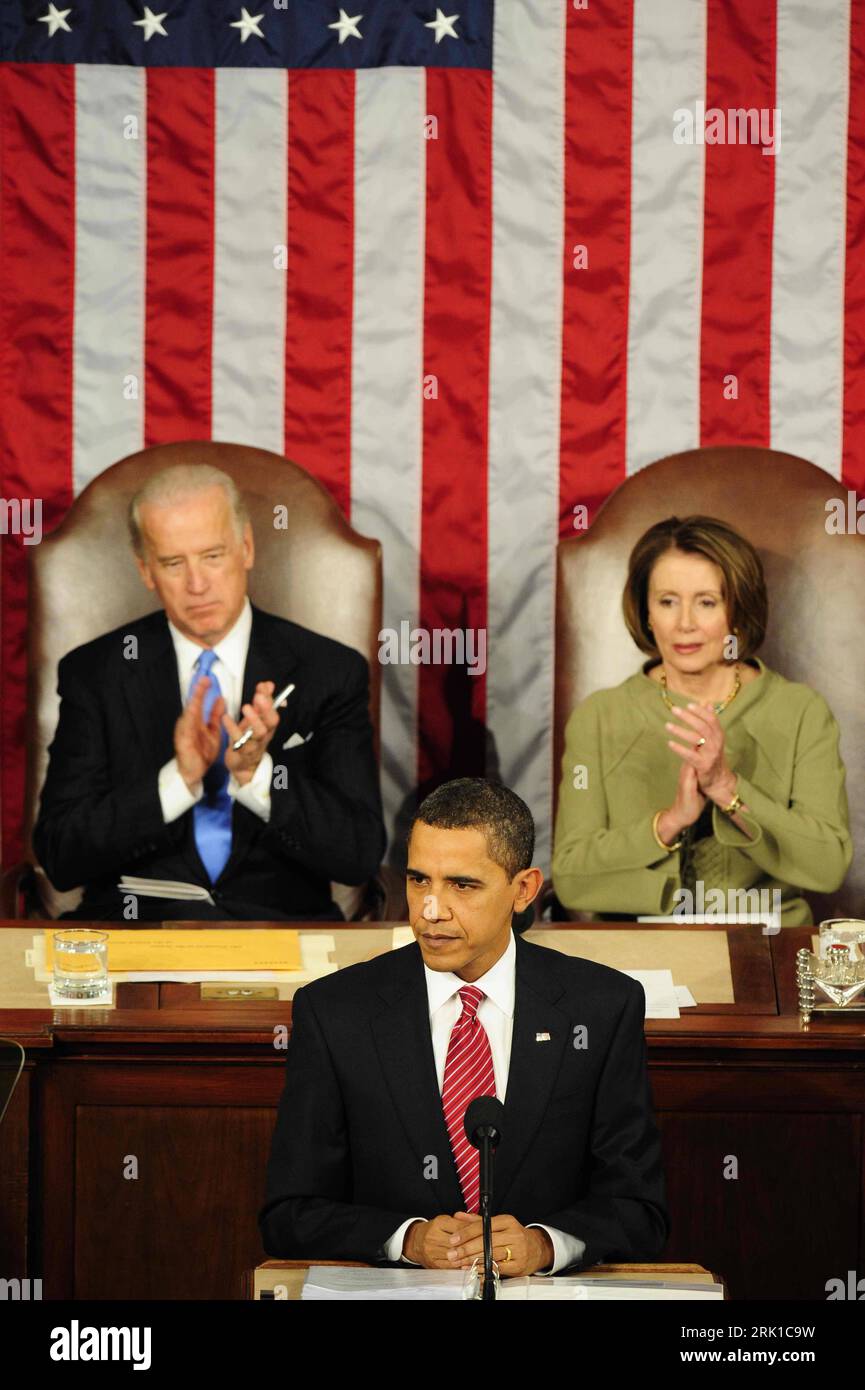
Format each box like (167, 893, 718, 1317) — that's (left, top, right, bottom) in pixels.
(464, 1097, 505, 1301)
(464, 1095, 504, 1147)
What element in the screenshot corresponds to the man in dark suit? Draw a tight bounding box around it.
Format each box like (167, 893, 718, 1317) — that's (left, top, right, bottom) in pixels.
(34, 463, 385, 921)
(260, 778, 669, 1275)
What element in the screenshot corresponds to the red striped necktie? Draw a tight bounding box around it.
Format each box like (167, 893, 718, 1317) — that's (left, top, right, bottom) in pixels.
(441, 984, 497, 1214)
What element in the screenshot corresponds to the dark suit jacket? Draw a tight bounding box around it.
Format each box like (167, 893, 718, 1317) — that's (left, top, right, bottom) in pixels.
(33, 604, 386, 920)
(259, 933, 670, 1268)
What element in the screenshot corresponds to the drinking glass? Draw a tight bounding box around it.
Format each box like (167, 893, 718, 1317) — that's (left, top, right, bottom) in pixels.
(53, 929, 110, 1000)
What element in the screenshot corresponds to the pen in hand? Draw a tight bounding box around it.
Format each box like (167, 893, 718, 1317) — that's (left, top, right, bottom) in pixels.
(231, 682, 296, 750)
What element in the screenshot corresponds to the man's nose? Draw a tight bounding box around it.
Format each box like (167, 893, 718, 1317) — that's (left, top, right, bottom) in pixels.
(422, 893, 452, 922)
(185, 564, 208, 593)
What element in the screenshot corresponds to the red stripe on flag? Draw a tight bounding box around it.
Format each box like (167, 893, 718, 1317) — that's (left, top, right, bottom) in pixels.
(417, 69, 492, 788)
(283, 70, 355, 516)
(0, 64, 76, 864)
(559, 0, 633, 534)
(700, 0, 776, 446)
(144, 68, 215, 444)
(843, 2, 865, 491)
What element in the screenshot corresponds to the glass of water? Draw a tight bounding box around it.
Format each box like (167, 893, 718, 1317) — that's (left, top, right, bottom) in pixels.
(53, 929, 110, 1000)
(819, 919, 865, 962)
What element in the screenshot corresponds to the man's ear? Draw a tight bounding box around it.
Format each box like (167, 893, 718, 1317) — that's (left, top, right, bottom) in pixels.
(242, 521, 255, 571)
(513, 867, 544, 913)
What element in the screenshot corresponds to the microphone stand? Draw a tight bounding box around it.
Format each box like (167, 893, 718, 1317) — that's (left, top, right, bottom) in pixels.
(478, 1130, 495, 1301)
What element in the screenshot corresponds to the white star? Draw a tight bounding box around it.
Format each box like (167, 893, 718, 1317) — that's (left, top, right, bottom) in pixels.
(37, 4, 72, 36)
(133, 6, 168, 41)
(328, 9, 363, 44)
(425, 8, 459, 43)
(229, 7, 264, 44)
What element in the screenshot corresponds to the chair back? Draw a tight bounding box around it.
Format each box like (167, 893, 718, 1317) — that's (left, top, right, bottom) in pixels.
(25, 441, 382, 916)
(556, 446, 863, 920)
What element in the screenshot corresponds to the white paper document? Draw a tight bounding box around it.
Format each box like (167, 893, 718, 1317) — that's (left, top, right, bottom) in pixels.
(300, 1266, 724, 1301)
(118, 876, 215, 905)
(623, 969, 681, 1018)
(302, 1267, 465, 1300)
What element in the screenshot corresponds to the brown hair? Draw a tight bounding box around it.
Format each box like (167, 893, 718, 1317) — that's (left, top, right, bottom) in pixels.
(622, 515, 768, 658)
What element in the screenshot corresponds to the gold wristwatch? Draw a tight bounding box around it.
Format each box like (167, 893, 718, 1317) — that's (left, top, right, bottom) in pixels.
(719, 782, 743, 816)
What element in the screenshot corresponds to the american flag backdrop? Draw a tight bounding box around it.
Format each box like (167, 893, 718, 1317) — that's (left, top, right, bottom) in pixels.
(1, 0, 864, 875)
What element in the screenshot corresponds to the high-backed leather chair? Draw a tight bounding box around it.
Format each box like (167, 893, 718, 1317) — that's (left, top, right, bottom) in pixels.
(555, 445, 863, 923)
(13, 441, 385, 920)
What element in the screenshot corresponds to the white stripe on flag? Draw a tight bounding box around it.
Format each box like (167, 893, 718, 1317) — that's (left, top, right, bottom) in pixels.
(73, 66, 146, 493)
(212, 69, 288, 451)
(486, 3, 566, 871)
(771, 0, 850, 477)
(626, 0, 706, 474)
(350, 68, 426, 848)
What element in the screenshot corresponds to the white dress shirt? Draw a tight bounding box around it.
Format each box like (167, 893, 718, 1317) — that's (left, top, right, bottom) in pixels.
(385, 931, 586, 1275)
(157, 596, 274, 826)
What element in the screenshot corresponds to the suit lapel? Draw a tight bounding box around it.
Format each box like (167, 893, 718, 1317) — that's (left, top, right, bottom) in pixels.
(121, 613, 182, 772)
(493, 934, 571, 1208)
(371, 945, 464, 1214)
(238, 604, 300, 711)
(218, 604, 301, 882)
(118, 614, 210, 885)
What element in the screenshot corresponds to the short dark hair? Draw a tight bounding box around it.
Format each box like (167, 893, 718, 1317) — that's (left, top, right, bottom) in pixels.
(409, 778, 535, 881)
(622, 515, 768, 659)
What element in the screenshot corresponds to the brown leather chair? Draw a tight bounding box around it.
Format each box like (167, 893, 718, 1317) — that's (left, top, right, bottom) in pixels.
(554, 445, 863, 923)
(8, 440, 391, 920)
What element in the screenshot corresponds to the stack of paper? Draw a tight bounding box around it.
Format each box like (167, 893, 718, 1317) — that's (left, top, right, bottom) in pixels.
(301, 1267, 724, 1301)
(623, 973, 692, 1017)
(118, 876, 215, 904)
(302, 1268, 465, 1300)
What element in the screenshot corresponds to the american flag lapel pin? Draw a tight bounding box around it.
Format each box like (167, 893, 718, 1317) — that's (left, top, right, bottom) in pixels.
(535, 1031, 551, 1042)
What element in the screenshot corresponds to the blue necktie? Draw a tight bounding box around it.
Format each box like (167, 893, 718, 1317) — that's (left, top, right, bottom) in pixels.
(188, 649, 233, 883)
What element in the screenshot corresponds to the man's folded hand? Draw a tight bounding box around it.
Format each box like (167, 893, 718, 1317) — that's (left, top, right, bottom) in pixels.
(403, 1211, 553, 1276)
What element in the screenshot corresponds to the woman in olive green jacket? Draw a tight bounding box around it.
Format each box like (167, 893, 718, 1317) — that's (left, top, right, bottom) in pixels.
(552, 516, 852, 926)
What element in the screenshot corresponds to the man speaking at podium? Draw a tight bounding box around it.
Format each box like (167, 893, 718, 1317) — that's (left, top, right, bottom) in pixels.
(260, 779, 669, 1275)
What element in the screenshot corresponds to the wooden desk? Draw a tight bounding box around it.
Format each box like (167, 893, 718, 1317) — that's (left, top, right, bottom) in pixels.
(0, 921, 861, 1302)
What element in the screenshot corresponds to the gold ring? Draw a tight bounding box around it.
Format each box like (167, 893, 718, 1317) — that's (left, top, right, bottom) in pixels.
(504, 1245, 512, 1263)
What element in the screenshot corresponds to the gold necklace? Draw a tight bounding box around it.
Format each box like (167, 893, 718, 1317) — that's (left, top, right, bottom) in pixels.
(660, 662, 741, 715)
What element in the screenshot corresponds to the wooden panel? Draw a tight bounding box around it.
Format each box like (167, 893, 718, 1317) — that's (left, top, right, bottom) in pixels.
(0, 1066, 30, 1277)
(649, 1063, 865, 1112)
(74, 1104, 275, 1300)
(656, 1112, 860, 1300)
(38, 1060, 286, 1300)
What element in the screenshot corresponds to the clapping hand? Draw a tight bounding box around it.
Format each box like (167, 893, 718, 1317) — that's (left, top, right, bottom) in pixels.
(223, 681, 283, 786)
(174, 675, 226, 791)
(666, 703, 735, 804)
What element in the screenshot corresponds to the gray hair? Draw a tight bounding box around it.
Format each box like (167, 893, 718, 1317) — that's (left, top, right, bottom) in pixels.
(128, 463, 250, 557)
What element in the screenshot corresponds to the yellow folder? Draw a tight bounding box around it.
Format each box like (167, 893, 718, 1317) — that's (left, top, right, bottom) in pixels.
(45, 928, 302, 972)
